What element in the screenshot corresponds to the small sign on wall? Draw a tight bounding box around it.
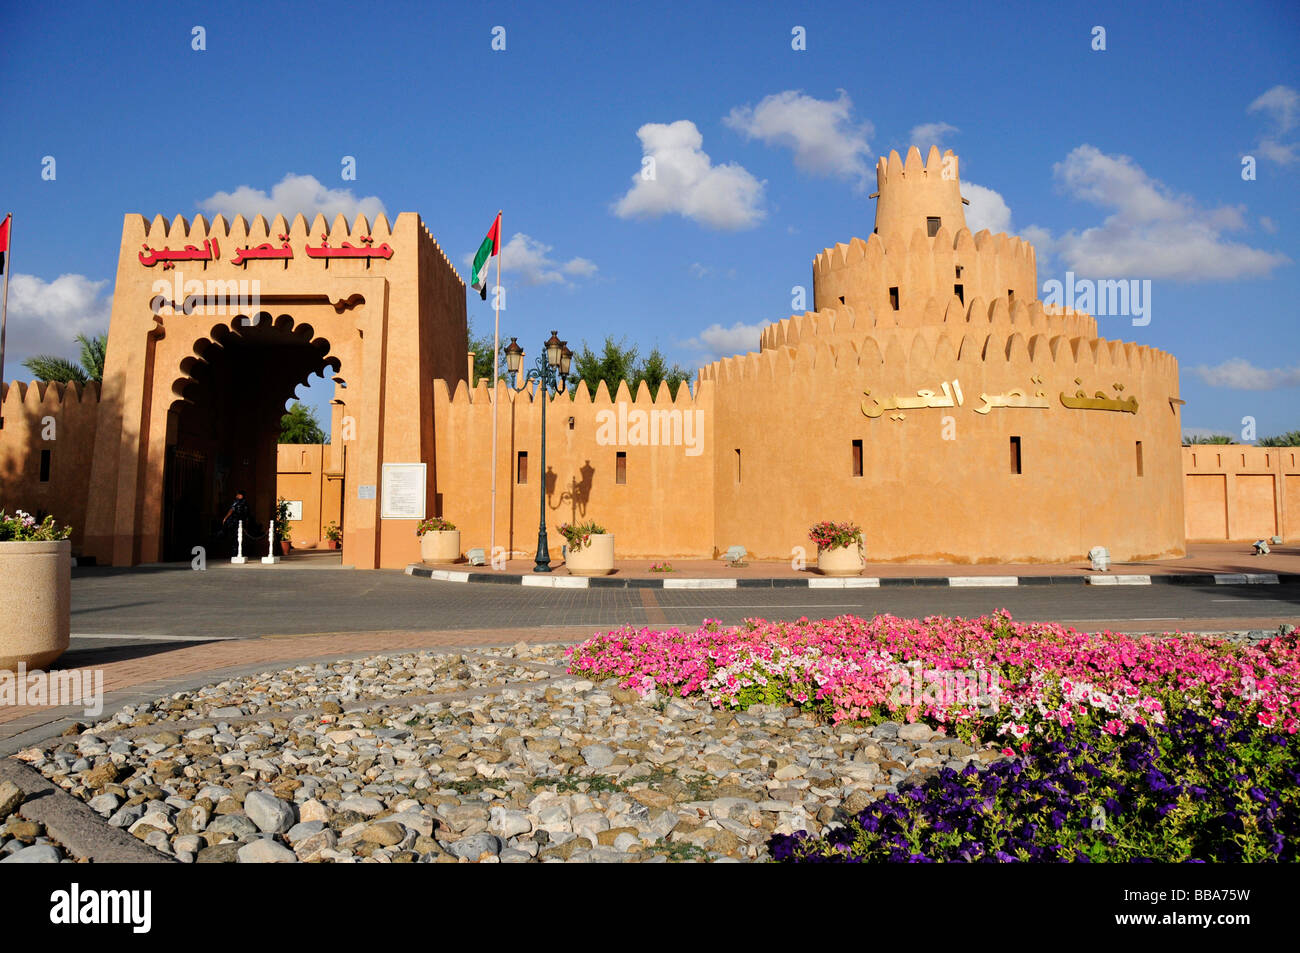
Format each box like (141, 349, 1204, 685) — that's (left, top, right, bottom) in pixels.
(284, 500, 303, 522)
(381, 463, 427, 520)
(357, 484, 376, 500)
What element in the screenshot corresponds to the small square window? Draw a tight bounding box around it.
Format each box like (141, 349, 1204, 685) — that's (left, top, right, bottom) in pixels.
(734, 449, 742, 483)
(616, 451, 627, 485)
(568, 416, 574, 430)
(889, 287, 900, 311)
(1135, 441, 1144, 476)
(927, 216, 941, 237)
(851, 439, 863, 477)
(954, 284, 964, 304)
(1009, 437, 1022, 475)
(39, 449, 51, 483)
(516, 451, 528, 484)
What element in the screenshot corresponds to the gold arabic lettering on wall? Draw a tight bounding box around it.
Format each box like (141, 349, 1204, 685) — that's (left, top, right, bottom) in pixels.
(862, 376, 1137, 421)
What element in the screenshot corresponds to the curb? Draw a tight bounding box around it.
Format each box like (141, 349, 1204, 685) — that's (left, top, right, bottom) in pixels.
(406, 565, 1297, 590)
(0, 759, 176, 863)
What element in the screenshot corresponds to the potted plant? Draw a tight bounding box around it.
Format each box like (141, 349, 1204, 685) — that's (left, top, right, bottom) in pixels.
(559, 521, 614, 575)
(809, 520, 864, 576)
(0, 510, 72, 671)
(275, 498, 292, 556)
(324, 522, 342, 550)
(417, 516, 461, 563)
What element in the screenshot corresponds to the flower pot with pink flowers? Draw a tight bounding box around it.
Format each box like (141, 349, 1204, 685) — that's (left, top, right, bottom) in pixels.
(417, 517, 461, 563)
(809, 520, 864, 576)
(560, 521, 614, 575)
(0, 510, 73, 671)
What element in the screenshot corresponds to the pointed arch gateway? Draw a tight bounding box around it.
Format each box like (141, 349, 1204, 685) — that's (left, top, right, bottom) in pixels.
(160, 313, 347, 561)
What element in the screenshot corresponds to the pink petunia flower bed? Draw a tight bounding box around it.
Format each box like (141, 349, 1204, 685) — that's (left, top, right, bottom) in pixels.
(565, 611, 1300, 746)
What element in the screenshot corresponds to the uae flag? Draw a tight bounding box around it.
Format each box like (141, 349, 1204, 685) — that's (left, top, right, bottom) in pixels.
(470, 212, 500, 300)
(0, 214, 9, 274)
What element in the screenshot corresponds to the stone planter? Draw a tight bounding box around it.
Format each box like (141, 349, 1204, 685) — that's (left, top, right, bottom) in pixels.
(420, 529, 461, 563)
(564, 533, 615, 576)
(817, 543, 864, 576)
(0, 539, 71, 671)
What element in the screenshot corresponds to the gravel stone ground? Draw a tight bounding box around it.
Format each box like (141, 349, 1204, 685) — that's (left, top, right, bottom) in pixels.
(14, 642, 1012, 863)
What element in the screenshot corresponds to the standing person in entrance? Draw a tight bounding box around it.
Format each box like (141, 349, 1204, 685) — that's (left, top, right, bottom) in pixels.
(222, 490, 251, 555)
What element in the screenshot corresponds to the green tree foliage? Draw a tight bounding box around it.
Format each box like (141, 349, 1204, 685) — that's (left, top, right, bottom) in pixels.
(1259, 430, 1300, 447)
(568, 337, 692, 399)
(280, 401, 327, 444)
(467, 319, 509, 383)
(1184, 434, 1233, 445)
(22, 332, 107, 383)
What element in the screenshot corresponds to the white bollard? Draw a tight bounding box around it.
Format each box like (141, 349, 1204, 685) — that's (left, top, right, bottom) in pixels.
(231, 520, 247, 564)
(262, 518, 280, 564)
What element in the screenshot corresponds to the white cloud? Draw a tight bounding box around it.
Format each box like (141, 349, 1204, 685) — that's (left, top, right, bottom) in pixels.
(725, 90, 874, 191)
(962, 182, 1013, 235)
(1050, 145, 1289, 280)
(1260, 216, 1278, 234)
(688, 263, 712, 279)
(909, 122, 958, 149)
(198, 173, 386, 222)
(462, 232, 597, 287)
(1191, 358, 1300, 390)
(681, 321, 765, 360)
(1020, 224, 1054, 252)
(4, 273, 113, 374)
(614, 120, 765, 230)
(1248, 84, 1299, 165)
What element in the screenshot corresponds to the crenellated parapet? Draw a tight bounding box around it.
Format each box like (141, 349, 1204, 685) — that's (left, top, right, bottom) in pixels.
(759, 297, 1096, 352)
(122, 211, 463, 285)
(1, 379, 102, 415)
(702, 323, 1177, 387)
(811, 224, 1038, 319)
(435, 374, 709, 410)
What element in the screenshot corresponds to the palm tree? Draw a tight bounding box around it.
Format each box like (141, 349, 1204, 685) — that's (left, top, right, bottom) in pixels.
(22, 332, 107, 383)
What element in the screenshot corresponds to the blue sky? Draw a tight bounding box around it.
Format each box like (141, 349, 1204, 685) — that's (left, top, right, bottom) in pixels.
(2, 0, 1297, 438)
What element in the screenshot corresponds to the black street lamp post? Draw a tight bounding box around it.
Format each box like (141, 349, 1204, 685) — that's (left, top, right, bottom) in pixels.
(504, 331, 572, 572)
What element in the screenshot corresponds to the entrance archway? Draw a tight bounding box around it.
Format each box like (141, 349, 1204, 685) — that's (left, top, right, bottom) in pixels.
(162, 314, 341, 560)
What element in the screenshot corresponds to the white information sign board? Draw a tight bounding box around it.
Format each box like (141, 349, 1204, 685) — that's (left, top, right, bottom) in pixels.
(380, 463, 427, 520)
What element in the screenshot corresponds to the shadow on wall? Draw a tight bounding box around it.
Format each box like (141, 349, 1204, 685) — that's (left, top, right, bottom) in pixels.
(0, 383, 84, 544)
(547, 459, 595, 524)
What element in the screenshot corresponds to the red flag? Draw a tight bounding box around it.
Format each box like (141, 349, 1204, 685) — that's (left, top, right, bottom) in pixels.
(0, 214, 9, 273)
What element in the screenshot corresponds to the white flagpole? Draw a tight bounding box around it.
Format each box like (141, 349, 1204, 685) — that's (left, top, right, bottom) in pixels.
(0, 214, 11, 431)
(489, 211, 502, 563)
